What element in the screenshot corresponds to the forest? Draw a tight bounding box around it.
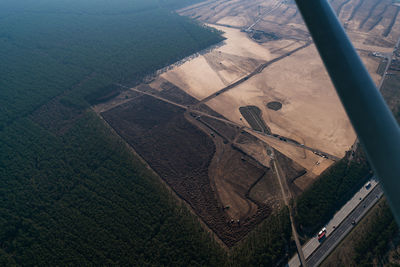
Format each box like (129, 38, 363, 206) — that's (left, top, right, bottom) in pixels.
(0, 0, 225, 265)
(295, 158, 370, 236)
(321, 198, 400, 266)
(0, 0, 295, 265)
(353, 200, 399, 265)
(0, 114, 226, 265)
(230, 208, 294, 266)
(344, 54, 400, 266)
(0, 0, 224, 130)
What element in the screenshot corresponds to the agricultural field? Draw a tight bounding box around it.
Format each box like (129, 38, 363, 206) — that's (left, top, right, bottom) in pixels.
(314, 34, 400, 267)
(98, 0, 400, 250)
(101, 92, 274, 246)
(0, 0, 232, 265)
(3, 0, 397, 264)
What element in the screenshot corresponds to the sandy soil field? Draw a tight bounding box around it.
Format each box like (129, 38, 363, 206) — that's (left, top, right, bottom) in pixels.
(159, 26, 273, 100)
(250, 130, 335, 177)
(173, 0, 400, 173)
(207, 44, 357, 158)
(94, 0, 400, 246)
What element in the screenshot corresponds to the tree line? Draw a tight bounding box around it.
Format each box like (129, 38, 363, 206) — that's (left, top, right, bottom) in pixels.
(295, 158, 370, 236)
(0, 0, 294, 265)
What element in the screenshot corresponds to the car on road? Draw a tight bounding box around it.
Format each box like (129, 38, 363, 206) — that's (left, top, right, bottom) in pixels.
(318, 231, 326, 242)
(366, 182, 371, 189)
(318, 227, 327, 242)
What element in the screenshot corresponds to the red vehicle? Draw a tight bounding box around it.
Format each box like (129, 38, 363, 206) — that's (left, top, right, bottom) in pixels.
(318, 231, 326, 242)
(318, 227, 327, 242)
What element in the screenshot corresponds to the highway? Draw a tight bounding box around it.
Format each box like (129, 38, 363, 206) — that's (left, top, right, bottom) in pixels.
(288, 178, 381, 267)
(306, 184, 383, 267)
(304, 35, 400, 267)
(288, 35, 400, 267)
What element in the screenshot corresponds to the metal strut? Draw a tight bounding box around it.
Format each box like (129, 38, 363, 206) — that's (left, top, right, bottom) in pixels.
(294, 0, 400, 225)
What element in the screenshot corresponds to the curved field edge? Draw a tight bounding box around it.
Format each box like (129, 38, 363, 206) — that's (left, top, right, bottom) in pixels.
(294, 157, 370, 237)
(0, 0, 228, 264)
(0, 0, 224, 130)
(0, 112, 226, 265)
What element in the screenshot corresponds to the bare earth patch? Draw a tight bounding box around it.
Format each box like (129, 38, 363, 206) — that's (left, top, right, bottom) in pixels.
(95, 0, 400, 247)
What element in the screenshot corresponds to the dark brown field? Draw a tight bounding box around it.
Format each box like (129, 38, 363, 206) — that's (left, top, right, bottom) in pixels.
(102, 94, 272, 246)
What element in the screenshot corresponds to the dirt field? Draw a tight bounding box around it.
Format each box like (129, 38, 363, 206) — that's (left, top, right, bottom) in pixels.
(200, 115, 240, 141)
(207, 44, 357, 159)
(273, 150, 307, 197)
(251, 131, 335, 176)
(207, 131, 266, 222)
(235, 132, 272, 168)
(159, 25, 295, 101)
(93, 0, 400, 247)
(101, 95, 275, 246)
(180, 0, 400, 47)
(249, 168, 282, 210)
(174, 0, 400, 174)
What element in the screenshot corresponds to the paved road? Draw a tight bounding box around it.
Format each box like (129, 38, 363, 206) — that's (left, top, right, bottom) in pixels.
(288, 35, 400, 267)
(304, 37, 400, 267)
(288, 178, 380, 267)
(307, 184, 383, 267)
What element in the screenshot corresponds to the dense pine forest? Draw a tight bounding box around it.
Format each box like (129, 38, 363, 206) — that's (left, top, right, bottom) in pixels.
(0, 0, 296, 265)
(0, 114, 227, 265)
(0, 0, 223, 130)
(295, 157, 370, 236)
(352, 200, 399, 265)
(0, 0, 226, 265)
(231, 208, 294, 266)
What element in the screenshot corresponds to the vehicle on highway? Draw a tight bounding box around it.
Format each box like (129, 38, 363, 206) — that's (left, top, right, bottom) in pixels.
(317, 227, 327, 242)
(366, 182, 372, 189)
(318, 231, 326, 242)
